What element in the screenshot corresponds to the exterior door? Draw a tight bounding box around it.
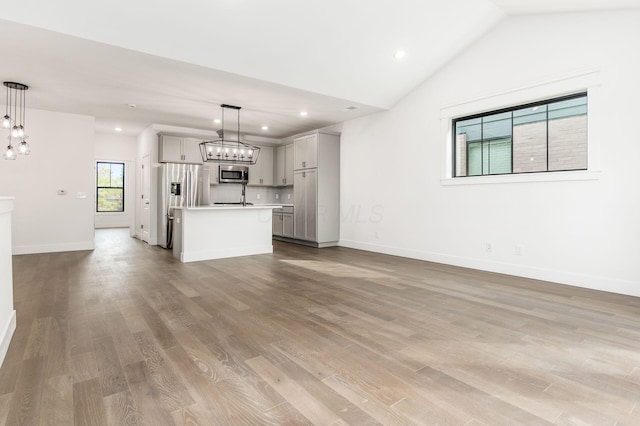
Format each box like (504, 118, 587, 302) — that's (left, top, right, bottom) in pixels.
(141, 155, 151, 242)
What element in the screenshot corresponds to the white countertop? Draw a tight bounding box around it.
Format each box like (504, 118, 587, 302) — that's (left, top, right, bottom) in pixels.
(176, 204, 283, 211)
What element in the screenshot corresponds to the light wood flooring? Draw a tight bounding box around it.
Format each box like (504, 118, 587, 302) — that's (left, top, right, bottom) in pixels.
(1, 228, 640, 425)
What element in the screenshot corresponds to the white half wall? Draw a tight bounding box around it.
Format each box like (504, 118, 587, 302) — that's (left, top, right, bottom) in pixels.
(339, 10, 640, 297)
(0, 197, 16, 368)
(0, 108, 95, 254)
(95, 132, 137, 231)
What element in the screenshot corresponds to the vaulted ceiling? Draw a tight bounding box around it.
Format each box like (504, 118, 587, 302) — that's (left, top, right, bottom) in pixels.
(0, 0, 638, 139)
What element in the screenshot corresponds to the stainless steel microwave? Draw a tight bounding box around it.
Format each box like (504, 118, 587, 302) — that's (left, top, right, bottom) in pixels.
(219, 165, 249, 184)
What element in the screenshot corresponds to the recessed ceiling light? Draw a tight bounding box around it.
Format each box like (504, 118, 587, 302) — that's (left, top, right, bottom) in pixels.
(394, 50, 406, 60)
(214, 119, 221, 124)
(114, 127, 123, 132)
(261, 125, 269, 131)
(299, 111, 308, 117)
(126, 103, 137, 109)
(345, 106, 358, 111)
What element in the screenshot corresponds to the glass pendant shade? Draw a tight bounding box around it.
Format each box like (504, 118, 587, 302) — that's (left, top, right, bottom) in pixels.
(18, 140, 30, 155)
(1, 115, 9, 128)
(10, 125, 18, 138)
(17, 125, 24, 138)
(3, 144, 16, 160)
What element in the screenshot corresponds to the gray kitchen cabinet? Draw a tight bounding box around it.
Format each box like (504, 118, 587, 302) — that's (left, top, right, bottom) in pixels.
(249, 146, 273, 186)
(158, 134, 203, 164)
(293, 134, 318, 170)
(274, 144, 294, 186)
(272, 212, 283, 236)
(273, 206, 294, 237)
(292, 131, 340, 246)
(294, 169, 317, 241)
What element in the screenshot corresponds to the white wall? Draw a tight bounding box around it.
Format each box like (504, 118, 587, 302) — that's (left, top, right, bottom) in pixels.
(0, 108, 95, 254)
(95, 132, 137, 230)
(0, 198, 15, 368)
(339, 10, 640, 296)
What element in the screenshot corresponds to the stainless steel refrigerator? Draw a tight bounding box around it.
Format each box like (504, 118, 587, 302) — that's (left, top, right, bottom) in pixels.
(158, 163, 210, 248)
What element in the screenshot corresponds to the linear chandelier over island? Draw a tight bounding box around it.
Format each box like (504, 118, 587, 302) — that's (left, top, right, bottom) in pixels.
(199, 104, 261, 165)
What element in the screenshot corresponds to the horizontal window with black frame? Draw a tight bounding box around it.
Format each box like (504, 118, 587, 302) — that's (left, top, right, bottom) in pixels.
(453, 93, 587, 177)
(96, 162, 124, 212)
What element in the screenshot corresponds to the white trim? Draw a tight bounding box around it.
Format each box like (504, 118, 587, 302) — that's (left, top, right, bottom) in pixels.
(13, 240, 95, 255)
(180, 244, 273, 263)
(0, 309, 16, 368)
(440, 70, 602, 182)
(441, 170, 601, 186)
(338, 239, 640, 298)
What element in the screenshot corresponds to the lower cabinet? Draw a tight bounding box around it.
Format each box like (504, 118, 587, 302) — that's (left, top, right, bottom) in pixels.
(272, 206, 294, 238)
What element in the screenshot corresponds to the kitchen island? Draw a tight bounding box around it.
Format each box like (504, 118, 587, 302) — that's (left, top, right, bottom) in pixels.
(172, 205, 279, 263)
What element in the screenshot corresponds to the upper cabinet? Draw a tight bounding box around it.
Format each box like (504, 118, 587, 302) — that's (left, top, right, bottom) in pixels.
(158, 134, 203, 164)
(248, 146, 274, 186)
(274, 143, 294, 186)
(293, 134, 318, 170)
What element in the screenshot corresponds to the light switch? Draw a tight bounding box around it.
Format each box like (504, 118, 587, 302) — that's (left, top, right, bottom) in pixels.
(76, 192, 87, 199)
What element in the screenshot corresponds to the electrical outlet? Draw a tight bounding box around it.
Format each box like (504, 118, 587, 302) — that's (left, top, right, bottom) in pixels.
(256, 194, 261, 200)
(515, 245, 524, 256)
(275, 193, 279, 199)
(375, 231, 380, 239)
(287, 194, 291, 199)
(485, 243, 492, 253)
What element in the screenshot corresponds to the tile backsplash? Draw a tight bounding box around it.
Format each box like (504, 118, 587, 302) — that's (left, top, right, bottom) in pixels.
(210, 184, 293, 204)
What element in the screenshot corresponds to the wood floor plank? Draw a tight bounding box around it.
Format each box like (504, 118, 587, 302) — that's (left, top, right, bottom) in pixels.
(39, 375, 73, 426)
(72, 378, 108, 426)
(0, 392, 12, 426)
(92, 335, 128, 397)
(4, 356, 47, 426)
(132, 330, 195, 411)
(104, 311, 144, 366)
(246, 355, 348, 425)
(124, 361, 177, 426)
(103, 390, 144, 426)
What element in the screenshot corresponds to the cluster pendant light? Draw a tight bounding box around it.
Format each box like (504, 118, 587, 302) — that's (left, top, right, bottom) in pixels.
(199, 104, 260, 165)
(3, 81, 30, 160)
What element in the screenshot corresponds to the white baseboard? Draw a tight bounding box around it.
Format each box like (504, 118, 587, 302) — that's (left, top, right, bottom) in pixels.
(12, 240, 95, 255)
(0, 309, 16, 368)
(338, 239, 640, 298)
(181, 245, 273, 263)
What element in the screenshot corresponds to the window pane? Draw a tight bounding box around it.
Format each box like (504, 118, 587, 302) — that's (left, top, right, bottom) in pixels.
(513, 105, 548, 173)
(97, 188, 123, 212)
(548, 113, 587, 171)
(467, 142, 482, 176)
(455, 118, 481, 177)
(110, 163, 124, 187)
(97, 163, 112, 187)
(548, 96, 587, 120)
(482, 112, 512, 174)
(548, 96, 587, 171)
(487, 139, 512, 174)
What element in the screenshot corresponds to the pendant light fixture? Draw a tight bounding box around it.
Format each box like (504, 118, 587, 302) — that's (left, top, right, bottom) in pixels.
(199, 104, 260, 165)
(3, 81, 30, 160)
